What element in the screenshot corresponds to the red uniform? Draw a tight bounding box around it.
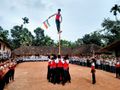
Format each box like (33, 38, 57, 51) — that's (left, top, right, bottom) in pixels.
(91, 62, 96, 84)
(116, 62, 120, 68)
(56, 13, 61, 20)
(63, 59, 71, 84)
(9, 65, 16, 70)
(63, 60, 69, 70)
(0, 70, 3, 79)
(116, 61, 120, 78)
(91, 66, 95, 70)
(51, 60, 57, 69)
(57, 60, 63, 68)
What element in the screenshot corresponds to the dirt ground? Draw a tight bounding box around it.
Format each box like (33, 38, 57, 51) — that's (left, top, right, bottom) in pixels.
(4, 62, 120, 90)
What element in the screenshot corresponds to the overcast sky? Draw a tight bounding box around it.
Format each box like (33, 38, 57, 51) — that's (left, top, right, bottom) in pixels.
(0, 0, 119, 42)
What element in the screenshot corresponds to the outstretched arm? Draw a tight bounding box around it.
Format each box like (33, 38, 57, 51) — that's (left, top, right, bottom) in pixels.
(48, 13, 56, 19)
(44, 13, 56, 22)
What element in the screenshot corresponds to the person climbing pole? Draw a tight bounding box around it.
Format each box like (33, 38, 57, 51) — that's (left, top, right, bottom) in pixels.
(48, 9, 62, 33)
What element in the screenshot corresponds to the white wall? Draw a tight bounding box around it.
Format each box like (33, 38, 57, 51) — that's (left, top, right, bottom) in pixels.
(0, 41, 11, 59)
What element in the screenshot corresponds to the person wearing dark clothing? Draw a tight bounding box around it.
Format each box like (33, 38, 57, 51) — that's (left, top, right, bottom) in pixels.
(115, 61, 120, 78)
(0, 68, 4, 90)
(51, 54, 57, 84)
(87, 59, 91, 67)
(63, 55, 71, 85)
(9, 62, 16, 81)
(56, 55, 64, 84)
(91, 61, 96, 84)
(47, 55, 51, 82)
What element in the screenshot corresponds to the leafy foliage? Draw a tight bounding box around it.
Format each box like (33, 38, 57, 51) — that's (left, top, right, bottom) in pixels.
(100, 18, 120, 45)
(0, 26, 9, 41)
(110, 4, 120, 21)
(81, 31, 102, 46)
(10, 25, 34, 48)
(1, 4, 120, 51)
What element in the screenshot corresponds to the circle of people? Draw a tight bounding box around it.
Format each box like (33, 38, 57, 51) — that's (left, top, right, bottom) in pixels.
(47, 54, 71, 85)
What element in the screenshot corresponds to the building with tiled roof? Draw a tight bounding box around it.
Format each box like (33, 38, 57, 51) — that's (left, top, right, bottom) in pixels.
(0, 39, 11, 61)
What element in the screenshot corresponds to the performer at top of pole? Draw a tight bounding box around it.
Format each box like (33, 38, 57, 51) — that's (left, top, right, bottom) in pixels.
(48, 9, 62, 34)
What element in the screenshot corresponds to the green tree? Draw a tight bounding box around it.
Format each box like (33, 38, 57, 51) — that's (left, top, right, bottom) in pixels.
(11, 25, 34, 49)
(101, 18, 120, 45)
(33, 27, 45, 46)
(20, 17, 29, 30)
(22, 17, 29, 24)
(75, 38, 83, 46)
(20, 28, 34, 46)
(56, 40, 73, 47)
(82, 34, 91, 44)
(43, 35, 54, 46)
(0, 26, 9, 41)
(110, 4, 120, 21)
(10, 25, 21, 49)
(82, 31, 102, 46)
(34, 27, 44, 39)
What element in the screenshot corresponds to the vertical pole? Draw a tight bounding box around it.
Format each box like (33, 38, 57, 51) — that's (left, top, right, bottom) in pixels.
(59, 33, 61, 55)
(93, 50, 95, 58)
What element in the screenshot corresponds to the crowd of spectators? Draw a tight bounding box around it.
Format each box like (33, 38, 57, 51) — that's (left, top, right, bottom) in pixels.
(69, 56, 120, 78)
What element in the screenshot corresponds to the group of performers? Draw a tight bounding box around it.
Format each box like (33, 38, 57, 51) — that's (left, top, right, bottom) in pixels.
(0, 60, 16, 90)
(47, 54, 71, 85)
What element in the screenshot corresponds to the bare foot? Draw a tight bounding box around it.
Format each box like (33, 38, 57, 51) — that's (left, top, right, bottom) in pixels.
(58, 31, 62, 34)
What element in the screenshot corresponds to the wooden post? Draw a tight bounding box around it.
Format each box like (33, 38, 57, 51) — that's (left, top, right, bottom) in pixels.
(93, 50, 95, 58)
(58, 33, 61, 55)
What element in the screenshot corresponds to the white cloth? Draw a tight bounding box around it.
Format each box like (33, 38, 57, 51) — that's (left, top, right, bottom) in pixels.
(96, 60, 101, 65)
(48, 59, 51, 62)
(55, 58, 64, 63)
(91, 62, 95, 66)
(66, 60, 69, 63)
(116, 61, 120, 65)
(55, 58, 59, 63)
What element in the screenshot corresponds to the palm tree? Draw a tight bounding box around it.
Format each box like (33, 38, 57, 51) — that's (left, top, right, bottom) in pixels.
(110, 4, 120, 21)
(22, 17, 29, 24)
(20, 17, 29, 29)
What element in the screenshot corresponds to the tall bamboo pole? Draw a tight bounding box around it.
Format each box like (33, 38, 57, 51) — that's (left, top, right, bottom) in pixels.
(58, 32, 61, 55)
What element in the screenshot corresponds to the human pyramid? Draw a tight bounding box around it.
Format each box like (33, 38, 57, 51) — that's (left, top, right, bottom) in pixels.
(47, 54, 71, 85)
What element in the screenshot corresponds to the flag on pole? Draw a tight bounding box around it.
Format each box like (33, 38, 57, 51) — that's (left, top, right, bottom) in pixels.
(43, 19, 50, 29)
(43, 21, 48, 29)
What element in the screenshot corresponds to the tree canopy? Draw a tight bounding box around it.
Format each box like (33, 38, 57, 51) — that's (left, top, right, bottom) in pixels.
(1, 4, 120, 50)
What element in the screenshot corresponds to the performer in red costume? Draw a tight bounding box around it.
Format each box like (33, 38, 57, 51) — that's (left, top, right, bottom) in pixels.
(48, 9, 62, 33)
(91, 60, 96, 84)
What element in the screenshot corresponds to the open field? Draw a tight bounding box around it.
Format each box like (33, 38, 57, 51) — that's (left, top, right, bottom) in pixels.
(4, 62, 120, 90)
